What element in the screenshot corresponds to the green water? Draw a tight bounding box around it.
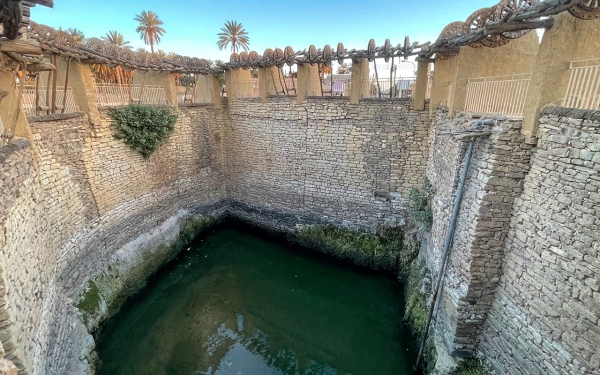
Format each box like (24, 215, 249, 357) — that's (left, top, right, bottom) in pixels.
(96, 223, 417, 375)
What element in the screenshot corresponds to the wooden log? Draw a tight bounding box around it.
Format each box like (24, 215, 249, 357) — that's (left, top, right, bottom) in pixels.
(8, 65, 25, 139)
(26, 62, 56, 71)
(51, 55, 58, 113)
(30, 0, 54, 7)
(35, 72, 40, 116)
(61, 58, 70, 113)
(0, 39, 42, 54)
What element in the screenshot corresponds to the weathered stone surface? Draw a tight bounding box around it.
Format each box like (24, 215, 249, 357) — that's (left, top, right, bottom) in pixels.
(0, 359, 17, 375)
(225, 97, 431, 231)
(424, 106, 600, 375)
(0, 97, 432, 375)
(424, 108, 532, 357)
(0, 105, 229, 375)
(477, 112, 600, 375)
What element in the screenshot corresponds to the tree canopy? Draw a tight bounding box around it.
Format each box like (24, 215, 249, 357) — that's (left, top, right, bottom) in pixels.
(102, 30, 131, 48)
(217, 20, 249, 54)
(134, 10, 166, 54)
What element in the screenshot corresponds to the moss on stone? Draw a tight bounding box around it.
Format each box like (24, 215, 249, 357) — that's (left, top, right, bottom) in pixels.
(76, 280, 103, 326)
(403, 260, 437, 374)
(408, 177, 436, 230)
(75, 214, 217, 332)
(295, 225, 412, 272)
(451, 357, 496, 375)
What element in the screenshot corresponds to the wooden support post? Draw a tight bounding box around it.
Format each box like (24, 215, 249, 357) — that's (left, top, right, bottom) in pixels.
(350, 58, 370, 105)
(296, 63, 320, 103)
(51, 55, 58, 114)
(522, 13, 600, 140)
(413, 60, 431, 111)
(61, 58, 71, 113)
(35, 73, 40, 116)
(55, 58, 101, 126)
(258, 67, 278, 101)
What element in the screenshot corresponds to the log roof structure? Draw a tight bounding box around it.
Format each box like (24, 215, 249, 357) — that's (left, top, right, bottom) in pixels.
(0, 0, 598, 75)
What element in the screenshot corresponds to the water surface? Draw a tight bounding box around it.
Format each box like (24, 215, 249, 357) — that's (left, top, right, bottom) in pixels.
(96, 223, 416, 375)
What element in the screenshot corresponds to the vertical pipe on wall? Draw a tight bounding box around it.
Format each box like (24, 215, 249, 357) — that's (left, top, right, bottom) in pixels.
(414, 119, 495, 370)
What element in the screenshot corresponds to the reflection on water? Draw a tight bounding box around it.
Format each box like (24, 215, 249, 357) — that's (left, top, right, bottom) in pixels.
(96, 223, 416, 375)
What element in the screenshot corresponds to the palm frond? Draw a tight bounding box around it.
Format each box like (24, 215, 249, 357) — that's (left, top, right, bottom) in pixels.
(216, 20, 250, 53)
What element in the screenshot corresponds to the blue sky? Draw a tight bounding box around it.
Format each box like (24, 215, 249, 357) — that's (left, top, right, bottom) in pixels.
(33, 0, 497, 62)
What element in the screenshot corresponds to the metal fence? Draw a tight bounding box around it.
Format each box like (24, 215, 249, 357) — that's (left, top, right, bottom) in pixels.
(95, 83, 170, 107)
(464, 74, 531, 118)
(22, 85, 78, 117)
(323, 79, 351, 96)
(177, 86, 193, 103)
(369, 78, 417, 98)
(564, 59, 600, 111)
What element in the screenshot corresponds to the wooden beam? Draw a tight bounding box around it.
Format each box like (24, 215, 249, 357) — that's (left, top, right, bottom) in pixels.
(26, 62, 56, 71)
(0, 39, 42, 54)
(80, 58, 107, 64)
(29, 0, 54, 7)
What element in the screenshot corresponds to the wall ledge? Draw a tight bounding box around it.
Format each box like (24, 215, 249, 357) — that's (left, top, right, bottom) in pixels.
(27, 112, 86, 123)
(97, 105, 174, 110)
(179, 102, 215, 107)
(360, 97, 412, 103)
(541, 106, 600, 123)
(305, 96, 350, 101)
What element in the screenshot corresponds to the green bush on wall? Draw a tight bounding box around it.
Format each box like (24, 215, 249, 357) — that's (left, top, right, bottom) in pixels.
(408, 177, 436, 229)
(108, 105, 178, 158)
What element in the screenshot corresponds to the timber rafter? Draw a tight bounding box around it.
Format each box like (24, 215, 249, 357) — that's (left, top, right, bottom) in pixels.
(0, 0, 597, 76)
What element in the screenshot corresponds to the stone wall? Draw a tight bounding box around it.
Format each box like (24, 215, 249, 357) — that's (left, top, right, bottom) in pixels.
(0, 104, 228, 375)
(480, 108, 600, 375)
(225, 97, 431, 232)
(425, 108, 534, 358)
(0, 96, 433, 375)
(423, 105, 600, 375)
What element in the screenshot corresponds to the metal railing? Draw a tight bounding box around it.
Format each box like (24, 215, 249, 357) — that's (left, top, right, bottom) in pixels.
(177, 86, 192, 103)
(322, 79, 351, 97)
(564, 59, 600, 111)
(370, 78, 416, 98)
(464, 74, 531, 118)
(22, 85, 78, 117)
(177, 84, 222, 103)
(95, 83, 170, 107)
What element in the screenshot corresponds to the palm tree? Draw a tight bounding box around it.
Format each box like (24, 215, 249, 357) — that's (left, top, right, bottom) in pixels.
(134, 10, 166, 54)
(67, 28, 85, 44)
(217, 21, 249, 54)
(337, 63, 351, 74)
(102, 30, 131, 48)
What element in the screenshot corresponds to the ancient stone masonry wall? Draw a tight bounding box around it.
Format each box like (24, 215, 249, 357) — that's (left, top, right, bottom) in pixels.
(0, 104, 228, 375)
(425, 108, 534, 357)
(0, 140, 40, 374)
(225, 97, 431, 232)
(480, 108, 600, 375)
